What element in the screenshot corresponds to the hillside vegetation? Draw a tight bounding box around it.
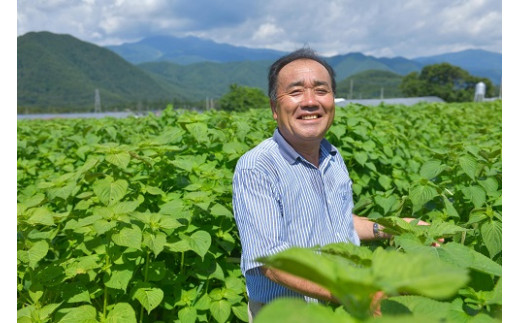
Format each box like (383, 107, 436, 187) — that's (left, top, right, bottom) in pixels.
(17, 32, 177, 111)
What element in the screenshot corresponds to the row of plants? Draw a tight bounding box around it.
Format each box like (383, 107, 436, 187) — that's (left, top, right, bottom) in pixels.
(17, 100, 501, 322)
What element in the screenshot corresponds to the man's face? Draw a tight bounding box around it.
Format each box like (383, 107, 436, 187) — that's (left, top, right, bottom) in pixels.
(271, 59, 335, 148)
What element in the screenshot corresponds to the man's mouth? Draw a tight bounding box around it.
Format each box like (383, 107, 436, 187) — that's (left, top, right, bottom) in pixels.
(300, 114, 319, 120)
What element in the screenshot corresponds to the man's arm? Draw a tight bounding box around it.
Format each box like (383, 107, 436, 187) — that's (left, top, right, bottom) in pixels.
(261, 266, 337, 303)
(354, 215, 441, 245)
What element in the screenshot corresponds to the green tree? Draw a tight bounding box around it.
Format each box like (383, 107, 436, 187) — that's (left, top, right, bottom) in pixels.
(400, 63, 495, 102)
(219, 84, 270, 112)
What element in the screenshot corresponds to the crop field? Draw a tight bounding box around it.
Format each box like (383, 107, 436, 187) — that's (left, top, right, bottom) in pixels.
(17, 101, 502, 322)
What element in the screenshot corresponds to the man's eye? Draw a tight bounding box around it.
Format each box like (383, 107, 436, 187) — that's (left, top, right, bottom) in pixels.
(289, 89, 303, 95)
(315, 89, 329, 95)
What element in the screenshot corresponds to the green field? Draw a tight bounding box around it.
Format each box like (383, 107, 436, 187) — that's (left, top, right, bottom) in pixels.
(17, 101, 502, 322)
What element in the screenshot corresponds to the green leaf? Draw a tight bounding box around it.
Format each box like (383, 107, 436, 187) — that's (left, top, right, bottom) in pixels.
(374, 195, 398, 215)
(104, 264, 134, 291)
(210, 300, 232, 323)
(462, 185, 487, 209)
(189, 230, 212, 258)
(143, 232, 167, 256)
(420, 160, 445, 180)
(27, 240, 49, 269)
(478, 177, 499, 195)
(57, 305, 98, 323)
(371, 248, 469, 299)
(186, 122, 208, 143)
(106, 151, 131, 169)
(354, 151, 368, 166)
(409, 185, 438, 213)
(231, 303, 249, 322)
(442, 196, 459, 219)
(211, 203, 233, 218)
(481, 220, 502, 258)
(26, 207, 55, 226)
(132, 287, 164, 314)
(459, 155, 479, 180)
(106, 303, 137, 323)
(255, 298, 348, 323)
(438, 243, 501, 277)
(178, 306, 197, 323)
(93, 177, 128, 206)
(112, 227, 142, 250)
(382, 295, 451, 320)
(378, 175, 393, 190)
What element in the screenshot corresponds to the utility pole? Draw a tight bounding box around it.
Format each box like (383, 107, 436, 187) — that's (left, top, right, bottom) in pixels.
(94, 89, 102, 113)
(349, 79, 353, 100)
(380, 87, 384, 99)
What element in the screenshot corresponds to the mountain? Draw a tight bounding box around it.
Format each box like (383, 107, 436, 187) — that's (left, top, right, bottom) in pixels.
(18, 31, 502, 111)
(106, 35, 287, 65)
(414, 49, 502, 84)
(17, 31, 184, 111)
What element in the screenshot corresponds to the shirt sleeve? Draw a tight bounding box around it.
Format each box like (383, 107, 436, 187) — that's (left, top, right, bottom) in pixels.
(232, 167, 290, 274)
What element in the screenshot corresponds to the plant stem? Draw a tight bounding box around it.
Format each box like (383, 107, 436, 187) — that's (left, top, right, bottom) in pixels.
(139, 251, 151, 323)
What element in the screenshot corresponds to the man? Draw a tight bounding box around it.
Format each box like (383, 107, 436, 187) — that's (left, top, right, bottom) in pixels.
(232, 48, 420, 321)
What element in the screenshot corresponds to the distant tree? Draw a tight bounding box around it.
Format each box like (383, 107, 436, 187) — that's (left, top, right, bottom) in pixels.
(219, 84, 270, 112)
(400, 63, 495, 102)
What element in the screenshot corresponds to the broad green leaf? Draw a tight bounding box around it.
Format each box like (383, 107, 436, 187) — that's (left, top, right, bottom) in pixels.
(18, 193, 45, 212)
(106, 151, 131, 169)
(112, 227, 142, 250)
(462, 185, 487, 209)
(354, 151, 368, 166)
(382, 295, 451, 320)
(478, 177, 499, 195)
(143, 232, 167, 256)
(61, 283, 91, 304)
(27, 240, 49, 269)
(26, 207, 55, 226)
(438, 243, 502, 277)
(104, 264, 134, 291)
(409, 185, 438, 213)
(106, 302, 137, 323)
(93, 177, 128, 206)
(211, 203, 233, 218)
(377, 175, 393, 190)
(231, 303, 249, 322)
(255, 298, 351, 323)
(459, 155, 479, 180)
(210, 300, 231, 323)
(442, 196, 460, 219)
(178, 306, 197, 323)
(133, 287, 164, 314)
(371, 248, 469, 299)
(374, 195, 398, 215)
(57, 305, 97, 323)
(189, 230, 212, 258)
(481, 220, 502, 258)
(420, 160, 445, 180)
(38, 303, 62, 321)
(186, 122, 208, 143)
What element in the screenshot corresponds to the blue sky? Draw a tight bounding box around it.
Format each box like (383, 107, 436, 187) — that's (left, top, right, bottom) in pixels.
(17, 0, 502, 58)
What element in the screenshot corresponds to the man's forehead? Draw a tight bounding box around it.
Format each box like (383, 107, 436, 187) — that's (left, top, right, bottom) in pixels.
(278, 59, 331, 84)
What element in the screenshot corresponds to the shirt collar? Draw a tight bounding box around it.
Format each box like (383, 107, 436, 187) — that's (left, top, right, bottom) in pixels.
(273, 128, 337, 165)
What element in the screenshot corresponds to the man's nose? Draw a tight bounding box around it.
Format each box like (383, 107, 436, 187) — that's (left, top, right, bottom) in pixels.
(300, 88, 318, 108)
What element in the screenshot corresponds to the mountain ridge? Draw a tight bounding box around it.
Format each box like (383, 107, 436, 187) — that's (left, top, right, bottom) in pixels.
(17, 31, 502, 111)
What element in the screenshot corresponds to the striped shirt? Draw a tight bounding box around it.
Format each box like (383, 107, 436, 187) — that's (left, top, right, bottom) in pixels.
(232, 128, 360, 304)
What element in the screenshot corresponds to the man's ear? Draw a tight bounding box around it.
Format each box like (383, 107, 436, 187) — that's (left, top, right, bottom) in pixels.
(270, 100, 278, 120)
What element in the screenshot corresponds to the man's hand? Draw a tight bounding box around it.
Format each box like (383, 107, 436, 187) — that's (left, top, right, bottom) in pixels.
(402, 217, 444, 247)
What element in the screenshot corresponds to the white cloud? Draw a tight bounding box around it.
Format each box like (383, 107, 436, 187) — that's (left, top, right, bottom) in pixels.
(17, 0, 502, 58)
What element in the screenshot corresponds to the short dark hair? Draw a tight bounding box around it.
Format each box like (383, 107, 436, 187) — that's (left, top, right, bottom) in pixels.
(268, 47, 336, 101)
